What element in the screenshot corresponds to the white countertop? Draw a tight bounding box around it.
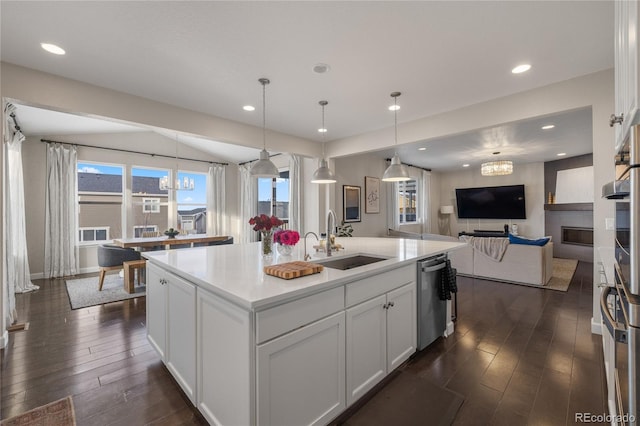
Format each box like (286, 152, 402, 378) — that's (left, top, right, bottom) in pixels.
(143, 237, 466, 310)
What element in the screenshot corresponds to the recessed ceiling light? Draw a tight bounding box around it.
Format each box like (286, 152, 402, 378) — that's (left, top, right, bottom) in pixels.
(41, 43, 65, 55)
(542, 124, 555, 130)
(418, 147, 426, 151)
(388, 105, 400, 111)
(242, 105, 255, 111)
(511, 64, 531, 74)
(318, 128, 327, 133)
(462, 164, 470, 168)
(557, 152, 567, 156)
(312, 63, 331, 74)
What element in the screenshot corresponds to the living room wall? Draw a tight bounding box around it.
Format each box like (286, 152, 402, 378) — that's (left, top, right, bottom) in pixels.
(439, 162, 545, 238)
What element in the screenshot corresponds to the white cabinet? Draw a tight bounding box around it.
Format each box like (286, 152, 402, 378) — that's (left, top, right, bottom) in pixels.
(166, 273, 196, 404)
(256, 312, 346, 426)
(145, 263, 197, 404)
(614, 0, 640, 150)
(345, 282, 416, 406)
(146, 263, 167, 360)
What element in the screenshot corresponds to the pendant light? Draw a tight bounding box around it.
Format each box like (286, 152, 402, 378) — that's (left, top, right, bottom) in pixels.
(382, 92, 410, 182)
(311, 100, 337, 184)
(250, 78, 279, 178)
(159, 134, 195, 191)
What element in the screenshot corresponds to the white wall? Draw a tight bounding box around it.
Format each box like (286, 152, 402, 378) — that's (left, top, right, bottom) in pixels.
(439, 162, 545, 237)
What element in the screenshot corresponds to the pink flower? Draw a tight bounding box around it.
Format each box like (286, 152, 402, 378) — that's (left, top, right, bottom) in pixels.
(274, 230, 300, 246)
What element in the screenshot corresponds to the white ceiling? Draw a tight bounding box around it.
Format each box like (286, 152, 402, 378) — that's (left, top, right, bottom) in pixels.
(1, 1, 611, 169)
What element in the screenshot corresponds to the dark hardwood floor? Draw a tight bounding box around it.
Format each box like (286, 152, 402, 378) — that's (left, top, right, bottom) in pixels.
(1, 262, 606, 425)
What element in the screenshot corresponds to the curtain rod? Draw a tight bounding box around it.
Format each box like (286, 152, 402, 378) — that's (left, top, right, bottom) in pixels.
(385, 158, 431, 172)
(40, 139, 228, 166)
(9, 112, 21, 131)
(238, 152, 282, 166)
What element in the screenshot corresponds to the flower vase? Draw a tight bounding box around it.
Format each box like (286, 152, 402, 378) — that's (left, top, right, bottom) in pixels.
(261, 230, 274, 259)
(277, 243, 293, 256)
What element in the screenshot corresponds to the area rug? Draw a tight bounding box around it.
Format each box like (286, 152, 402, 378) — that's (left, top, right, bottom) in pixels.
(65, 273, 145, 309)
(1, 396, 76, 425)
(546, 257, 579, 292)
(339, 371, 464, 426)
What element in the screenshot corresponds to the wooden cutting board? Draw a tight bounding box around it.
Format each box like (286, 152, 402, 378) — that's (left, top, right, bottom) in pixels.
(264, 261, 324, 280)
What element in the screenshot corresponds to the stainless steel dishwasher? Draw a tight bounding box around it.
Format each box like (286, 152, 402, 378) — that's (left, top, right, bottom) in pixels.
(417, 254, 448, 350)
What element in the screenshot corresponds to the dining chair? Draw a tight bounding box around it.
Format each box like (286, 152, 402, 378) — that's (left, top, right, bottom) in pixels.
(97, 244, 141, 290)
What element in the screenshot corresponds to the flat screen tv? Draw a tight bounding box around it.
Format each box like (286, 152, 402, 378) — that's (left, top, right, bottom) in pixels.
(455, 184, 526, 219)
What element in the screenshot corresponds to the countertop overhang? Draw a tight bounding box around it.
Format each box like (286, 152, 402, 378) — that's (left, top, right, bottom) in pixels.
(143, 237, 466, 310)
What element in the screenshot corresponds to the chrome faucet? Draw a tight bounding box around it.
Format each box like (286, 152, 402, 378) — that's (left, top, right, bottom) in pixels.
(303, 231, 318, 261)
(326, 209, 336, 257)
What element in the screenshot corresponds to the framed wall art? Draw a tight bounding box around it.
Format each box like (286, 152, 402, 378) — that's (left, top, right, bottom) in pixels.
(343, 185, 361, 223)
(364, 176, 380, 213)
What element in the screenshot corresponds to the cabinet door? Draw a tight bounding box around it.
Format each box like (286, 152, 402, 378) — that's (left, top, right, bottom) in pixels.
(615, 0, 640, 150)
(146, 264, 167, 360)
(345, 295, 387, 406)
(257, 312, 345, 426)
(166, 274, 197, 404)
(386, 283, 417, 372)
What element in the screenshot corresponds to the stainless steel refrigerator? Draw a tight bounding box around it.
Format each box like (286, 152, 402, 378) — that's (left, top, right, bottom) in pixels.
(602, 126, 640, 425)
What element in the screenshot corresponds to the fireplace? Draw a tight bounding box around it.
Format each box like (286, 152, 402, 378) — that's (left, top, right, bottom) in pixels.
(561, 226, 593, 246)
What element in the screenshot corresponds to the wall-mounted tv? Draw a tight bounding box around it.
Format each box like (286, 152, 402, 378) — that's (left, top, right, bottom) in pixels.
(455, 184, 526, 219)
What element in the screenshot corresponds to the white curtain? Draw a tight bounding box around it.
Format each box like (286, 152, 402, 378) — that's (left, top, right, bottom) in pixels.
(3, 103, 39, 324)
(239, 163, 257, 243)
(421, 170, 431, 234)
(288, 154, 303, 233)
(207, 164, 226, 235)
(386, 181, 400, 232)
(44, 143, 79, 278)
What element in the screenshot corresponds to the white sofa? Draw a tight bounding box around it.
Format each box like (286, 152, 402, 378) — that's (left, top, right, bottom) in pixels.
(449, 241, 554, 286)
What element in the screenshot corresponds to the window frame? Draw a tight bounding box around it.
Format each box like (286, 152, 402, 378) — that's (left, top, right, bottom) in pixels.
(142, 197, 161, 213)
(78, 226, 110, 246)
(257, 169, 290, 224)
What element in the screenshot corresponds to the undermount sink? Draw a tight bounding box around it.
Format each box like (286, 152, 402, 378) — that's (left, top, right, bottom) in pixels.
(316, 254, 388, 271)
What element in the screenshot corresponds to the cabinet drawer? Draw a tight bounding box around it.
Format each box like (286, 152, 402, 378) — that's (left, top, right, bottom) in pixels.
(256, 286, 344, 344)
(345, 264, 414, 307)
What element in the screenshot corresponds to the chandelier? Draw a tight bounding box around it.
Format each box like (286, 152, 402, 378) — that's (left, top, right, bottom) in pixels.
(481, 160, 513, 176)
(159, 134, 195, 191)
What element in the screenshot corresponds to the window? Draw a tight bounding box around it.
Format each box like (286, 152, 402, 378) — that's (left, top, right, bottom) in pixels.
(78, 227, 110, 245)
(177, 171, 207, 234)
(142, 198, 161, 213)
(132, 167, 169, 237)
(397, 179, 419, 224)
(133, 225, 159, 238)
(258, 170, 290, 223)
(77, 162, 124, 243)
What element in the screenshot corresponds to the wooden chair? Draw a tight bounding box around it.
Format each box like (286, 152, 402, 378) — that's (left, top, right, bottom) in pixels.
(97, 244, 141, 291)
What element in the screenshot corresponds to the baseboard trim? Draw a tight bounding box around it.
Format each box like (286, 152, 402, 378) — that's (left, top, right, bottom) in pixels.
(31, 266, 100, 281)
(591, 317, 602, 335)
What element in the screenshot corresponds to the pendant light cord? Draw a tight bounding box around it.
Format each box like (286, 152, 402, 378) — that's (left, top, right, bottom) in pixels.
(321, 100, 326, 158)
(262, 81, 266, 150)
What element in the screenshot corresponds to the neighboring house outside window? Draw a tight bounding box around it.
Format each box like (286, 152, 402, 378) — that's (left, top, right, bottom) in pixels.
(132, 167, 169, 237)
(77, 162, 124, 243)
(257, 170, 290, 226)
(177, 171, 207, 234)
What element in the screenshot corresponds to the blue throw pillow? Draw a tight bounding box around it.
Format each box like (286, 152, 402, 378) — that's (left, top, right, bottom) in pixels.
(508, 234, 550, 246)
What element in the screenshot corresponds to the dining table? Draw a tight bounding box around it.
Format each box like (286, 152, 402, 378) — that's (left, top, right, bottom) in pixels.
(112, 234, 231, 250)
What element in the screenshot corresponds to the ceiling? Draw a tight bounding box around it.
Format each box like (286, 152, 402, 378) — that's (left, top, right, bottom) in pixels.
(1, 1, 612, 169)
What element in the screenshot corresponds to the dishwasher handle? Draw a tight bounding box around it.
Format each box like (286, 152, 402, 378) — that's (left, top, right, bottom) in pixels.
(422, 262, 446, 273)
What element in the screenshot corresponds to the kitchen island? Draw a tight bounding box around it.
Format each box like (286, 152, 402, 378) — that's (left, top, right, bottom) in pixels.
(143, 237, 465, 426)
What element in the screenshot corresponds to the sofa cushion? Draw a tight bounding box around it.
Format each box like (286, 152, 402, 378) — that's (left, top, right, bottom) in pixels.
(508, 234, 550, 246)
